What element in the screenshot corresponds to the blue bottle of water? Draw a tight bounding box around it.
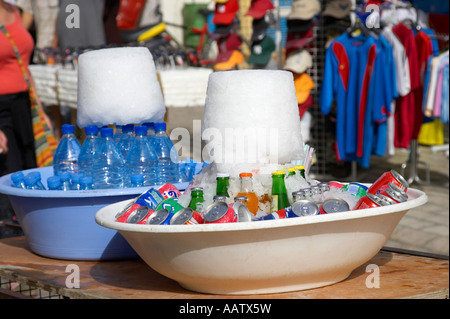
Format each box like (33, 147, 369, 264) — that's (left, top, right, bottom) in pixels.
(143, 122, 156, 146)
(153, 122, 179, 184)
(70, 173, 83, 190)
(24, 172, 46, 190)
(92, 128, 126, 189)
(126, 126, 159, 187)
(117, 124, 135, 162)
(47, 176, 62, 190)
(10, 171, 26, 189)
(53, 124, 81, 176)
(78, 125, 99, 178)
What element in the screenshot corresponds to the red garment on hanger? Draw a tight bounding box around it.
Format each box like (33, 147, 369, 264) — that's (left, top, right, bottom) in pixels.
(392, 23, 420, 149)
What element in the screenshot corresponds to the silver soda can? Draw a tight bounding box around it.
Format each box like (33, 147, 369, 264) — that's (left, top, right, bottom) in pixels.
(170, 207, 203, 225)
(292, 190, 306, 202)
(291, 200, 320, 217)
(127, 206, 151, 224)
(319, 198, 350, 214)
(146, 208, 172, 225)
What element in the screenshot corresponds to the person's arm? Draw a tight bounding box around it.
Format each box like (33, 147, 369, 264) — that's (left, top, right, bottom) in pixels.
(20, 10, 33, 30)
(0, 129, 8, 154)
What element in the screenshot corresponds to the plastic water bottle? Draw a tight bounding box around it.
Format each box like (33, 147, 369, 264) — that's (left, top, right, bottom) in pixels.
(79, 176, 94, 190)
(143, 122, 156, 146)
(126, 126, 159, 187)
(92, 127, 126, 189)
(24, 172, 46, 190)
(113, 125, 123, 143)
(53, 124, 81, 176)
(10, 171, 26, 189)
(130, 174, 144, 188)
(78, 126, 99, 178)
(47, 176, 62, 190)
(58, 172, 72, 191)
(117, 124, 135, 162)
(153, 122, 179, 184)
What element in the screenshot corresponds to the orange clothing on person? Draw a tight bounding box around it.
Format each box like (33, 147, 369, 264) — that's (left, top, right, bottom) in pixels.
(0, 4, 34, 95)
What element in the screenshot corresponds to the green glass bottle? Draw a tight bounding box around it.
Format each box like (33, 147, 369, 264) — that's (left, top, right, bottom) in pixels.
(189, 187, 204, 212)
(287, 167, 296, 177)
(271, 171, 290, 213)
(216, 173, 230, 197)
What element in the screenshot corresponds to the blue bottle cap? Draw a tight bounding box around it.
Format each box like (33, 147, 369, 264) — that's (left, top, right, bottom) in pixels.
(58, 172, 71, 182)
(123, 124, 134, 133)
(154, 122, 167, 131)
(61, 124, 75, 134)
(101, 127, 114, 137)
(80, 176, 93, 184)
(11, 171, 24, 183)
(47, 176, 61, 189)
(85, 125, 98, 136)
(143, 122, 155, 129)
(134, 126, 147, 136)
(24, 172, 40, 186)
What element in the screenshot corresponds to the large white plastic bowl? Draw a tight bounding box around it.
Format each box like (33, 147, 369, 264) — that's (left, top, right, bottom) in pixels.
(95, 187, 427, 295)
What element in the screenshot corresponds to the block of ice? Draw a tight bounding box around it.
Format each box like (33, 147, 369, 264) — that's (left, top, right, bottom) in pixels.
(202, 70, 304, 174)
(76, 47, 165, 128)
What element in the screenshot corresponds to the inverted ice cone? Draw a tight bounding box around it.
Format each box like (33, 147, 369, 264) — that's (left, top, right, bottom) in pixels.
(76, 47, 165, 128)
(202, 70, 304, 174)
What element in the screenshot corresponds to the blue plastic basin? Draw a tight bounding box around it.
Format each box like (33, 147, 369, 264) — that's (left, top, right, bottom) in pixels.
(0, 166, 197, 260)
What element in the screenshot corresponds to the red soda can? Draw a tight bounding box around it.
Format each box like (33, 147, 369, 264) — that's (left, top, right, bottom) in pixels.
(203, 202, 238, 224)
(319, 198, 350, 214)
(170, 207, 203, 225)
(126, 206, 155, 224)
(115, 198, 140, 223)
(329, 181, 345, 190)
(158, 183, 181, 199)
(379, 183, 408, 203)
(354, 193, 390, 210)
(367, 170, 409, 195)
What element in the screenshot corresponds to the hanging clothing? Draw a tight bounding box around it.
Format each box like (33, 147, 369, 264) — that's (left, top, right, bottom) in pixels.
(320, 32, 390, 168)
(392, 22, 420, 149)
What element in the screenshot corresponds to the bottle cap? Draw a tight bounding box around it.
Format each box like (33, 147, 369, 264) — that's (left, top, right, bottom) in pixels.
(154, 122, 167, 132)
(101, 127, 114, 137)
(272, 170, 285, 175)
(134, 125, 148, 136)
(58, 172, 71, 182)
(85, 126, 98, 136)
(47, 176, 61, 189)
(61, 124, 75, 135)
(295, 165, 305, 170)
(239, 172, 253, 178)
(123, 124, 134, 133)
(24, 172, 40, 185)
(11, 171, 24, 184)
(216, 172, 230, 178)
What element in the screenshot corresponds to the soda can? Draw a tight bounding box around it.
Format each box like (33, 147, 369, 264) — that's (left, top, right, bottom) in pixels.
(319, 198, 350, 214)
(291, 200, 320, 217)
(379, 182, 408, 201)
(343, 182, 367, 199)
(156, 197, 185, 215)
(329, 181, 345, 190)
(126, 206, 155, 224)
(158, 183, 181, 200)
(260, 209, 289, 220)
(317, 182, 330, 193)
(377, 194, 397, 205)
(203, 202, 238, 224)
(115, 198, 140, 223)
(234, 196, 248, 205)
(135, 187, 166, 210)
(354, 193, 390, 210)
(231, 202, 253, 222)
(146, 208, 172, 225)
(367, 169, 409, 195)
(170, 207, 203, 225)
(379, 184, 407, 203)
(292, 190, 306, 203)
(213, 195, 227, 203)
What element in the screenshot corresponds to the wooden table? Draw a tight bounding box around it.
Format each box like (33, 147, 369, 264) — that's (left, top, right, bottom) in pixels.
(0, 237, 448, 300)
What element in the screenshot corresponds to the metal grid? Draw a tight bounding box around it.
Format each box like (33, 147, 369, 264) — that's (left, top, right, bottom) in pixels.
(0, 276, 65, 299)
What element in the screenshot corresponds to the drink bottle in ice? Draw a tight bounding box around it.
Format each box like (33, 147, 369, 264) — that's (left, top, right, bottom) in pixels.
(237, 172, 259, 215)
(153, 122, 179, 184)
(78, 125, 99, 178)
(53, 124, 81, 176)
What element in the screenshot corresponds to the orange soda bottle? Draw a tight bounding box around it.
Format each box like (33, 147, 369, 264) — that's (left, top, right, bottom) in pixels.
(237, 172, 259, 215)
